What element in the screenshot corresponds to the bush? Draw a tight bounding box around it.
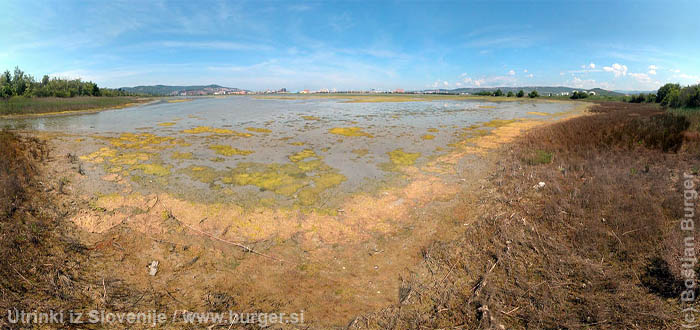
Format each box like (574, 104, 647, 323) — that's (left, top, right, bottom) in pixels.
(516, 90, 525, 97)
(570, 91, 589, 100)
(506, 91, 514, 97)
(494, 89, 503, 97)
(528, 90, 539, 98)
(656, 83, 680, 104)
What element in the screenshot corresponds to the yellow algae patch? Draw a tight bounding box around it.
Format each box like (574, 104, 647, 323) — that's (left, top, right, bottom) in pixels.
(80, 147, 118, 163)
(421, 134, 436, 140)
(351, 149, 369, 157)
(387, 149, 421, 166)
(527, 111, 550, 116)
(209, 145, 254, 156)
(289, 141, 305, 146)
(246, 127, 272, 133)
(289, 149, 317, 162)
(131, 163, 171, 176)
(479, 105, 497, 109)
(328, 126, 374, 138)
(301, 115, 320, 121)
(181, 165, 220, 184)
(427, 128, 439, 133)
(171, 151, 193, 160)
(106, 133, 177, 149)
(228, 164, 308, 196)
(296, 160, 323, 172)
(183, 126, 253, 137)
(158, 122, 176, 126)
(107, 166, 123, 173)
(482, 119, 517, 128)
(167, 99, 191, 103)
(110, 152, 151, 165)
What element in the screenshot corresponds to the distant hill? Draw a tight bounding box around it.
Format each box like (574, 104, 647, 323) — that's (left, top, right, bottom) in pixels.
(613, 90, 656, 95)
(118, 84, 244, 96)
(426, 86, 624, 97)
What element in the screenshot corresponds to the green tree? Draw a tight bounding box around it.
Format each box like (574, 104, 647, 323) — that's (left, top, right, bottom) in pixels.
(516, 90, 525, 97)
(494, 89, 503, 96)
(528, 90, 539, 98)
(657, 83, 680, 104)
(506, 91, 514, 97)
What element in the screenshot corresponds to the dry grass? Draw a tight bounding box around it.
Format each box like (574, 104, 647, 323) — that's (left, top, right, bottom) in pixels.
(354, 102, 697, 329)
(0, 131, 143, 328)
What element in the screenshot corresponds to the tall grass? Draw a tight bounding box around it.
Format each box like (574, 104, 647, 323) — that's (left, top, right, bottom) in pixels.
(357, 102, 697, 328)
(0, 96, 141, 115)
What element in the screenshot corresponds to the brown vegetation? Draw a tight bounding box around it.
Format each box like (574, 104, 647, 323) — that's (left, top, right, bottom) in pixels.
(354, 102, 698, 328)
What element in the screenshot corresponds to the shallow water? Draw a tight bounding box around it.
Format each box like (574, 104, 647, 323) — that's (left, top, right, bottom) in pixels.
(1, 96, 574, 207)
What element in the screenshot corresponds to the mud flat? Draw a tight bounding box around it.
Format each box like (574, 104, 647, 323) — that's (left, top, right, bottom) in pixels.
(5, 96, 588, 326)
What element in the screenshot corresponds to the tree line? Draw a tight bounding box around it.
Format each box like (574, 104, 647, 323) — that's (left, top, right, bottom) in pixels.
(0, 67, 134, 99)
(628, 83, 700, 108)
(475, 89, 538, 98)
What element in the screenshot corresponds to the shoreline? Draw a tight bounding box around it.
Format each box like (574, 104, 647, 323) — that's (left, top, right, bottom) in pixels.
(0, 97, 159, 120)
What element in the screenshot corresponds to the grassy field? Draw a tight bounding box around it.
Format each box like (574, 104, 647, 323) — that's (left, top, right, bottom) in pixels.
(357, 102, 699, 328)
(0, 96, 150, 116)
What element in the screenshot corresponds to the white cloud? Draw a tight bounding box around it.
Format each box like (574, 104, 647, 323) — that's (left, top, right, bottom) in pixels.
(629, 72, 652, 83)
(460, 72, 468, 77)
(589, 62, 596, 69)
(455, 82, 462, 87)
(674, 73, 700, 83)
(443, 81, 449, 86)
(527, 73, 534, 78)
(508, 69, 515, 76)
(523, 69, 528, 73)
(648, 64, 657, 75)
(603, 63, 628, 77)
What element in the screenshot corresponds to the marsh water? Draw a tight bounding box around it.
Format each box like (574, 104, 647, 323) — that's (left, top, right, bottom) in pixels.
(1, 96, 574, 207)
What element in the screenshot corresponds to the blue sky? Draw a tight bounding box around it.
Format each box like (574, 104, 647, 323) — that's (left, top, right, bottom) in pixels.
(1, 0, 698, 91)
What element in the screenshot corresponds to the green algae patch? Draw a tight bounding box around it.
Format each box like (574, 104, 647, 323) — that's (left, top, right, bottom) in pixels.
(482, 119, 517, 128)
(289, 149, 317, 162)
(131, 163, 171, 176)
(209, 145, 254, 156)
(246, 127, 272, 133)
(171, 151, 194, 160)
(183, 126, 253, 137)
(351, 149, 369, 157)
(421, 134, 436, 140)
(387, 148, 421, 166)
(301, 115, 320, 121)
(158, 122, 176, 127)
(328, 126, 374, 138)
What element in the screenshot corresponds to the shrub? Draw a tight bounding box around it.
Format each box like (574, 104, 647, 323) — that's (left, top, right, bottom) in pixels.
(656, 83, 680, 104)
(516, 90, 525, 97)
(570, 91, 589, 100)
(506, 91, 514, 97)
(528, 90, 539, 98)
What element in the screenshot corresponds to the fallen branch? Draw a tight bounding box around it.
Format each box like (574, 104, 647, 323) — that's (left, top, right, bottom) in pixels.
(175, 215, 285, 263)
